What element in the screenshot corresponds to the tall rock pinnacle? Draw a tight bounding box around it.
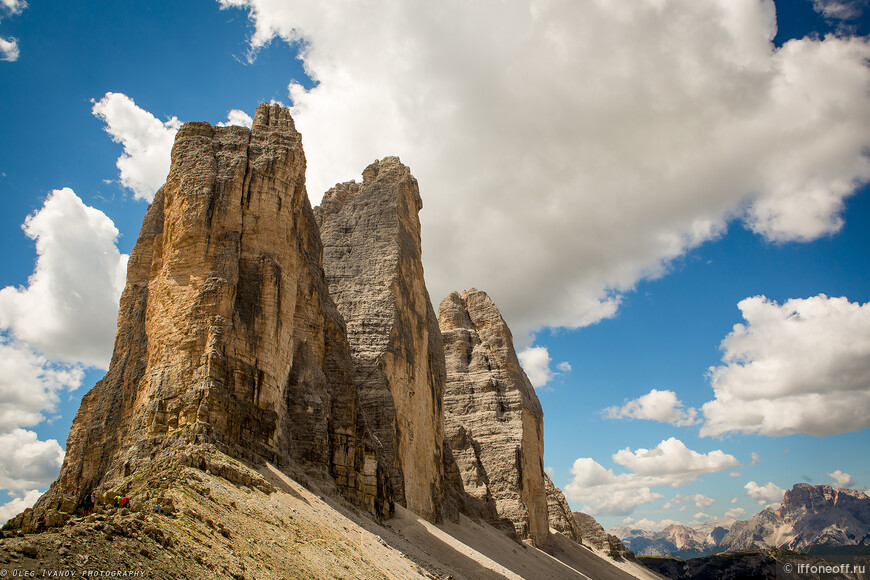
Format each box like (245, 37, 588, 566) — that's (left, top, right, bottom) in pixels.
(316, 157, 446, 523)
(438, 288, 550, 547)
(39, 104, 391, 519)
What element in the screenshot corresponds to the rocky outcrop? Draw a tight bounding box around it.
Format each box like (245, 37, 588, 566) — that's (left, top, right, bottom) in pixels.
(315, 157, 445, 523)
(544, 474, 582, 543)
(720, 484, 870, 553)
(438, 288, 550, 547)
(25, 104, 392, 528)
(574, 512, 635, 560)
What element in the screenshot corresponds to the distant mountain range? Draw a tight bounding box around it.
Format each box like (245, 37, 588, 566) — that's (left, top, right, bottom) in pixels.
(611, 484, 870, 559)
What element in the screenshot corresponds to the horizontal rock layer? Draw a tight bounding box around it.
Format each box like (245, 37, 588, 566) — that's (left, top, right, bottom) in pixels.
(438, 288, 549, 547)
(36, 104, 391, 523)
(316, 157, 445, 522)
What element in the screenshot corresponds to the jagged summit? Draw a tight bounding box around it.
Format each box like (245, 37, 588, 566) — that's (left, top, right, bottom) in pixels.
(315, 156, 445, 523)
(438, 288, 549, 546)
(3, 104, 654, 580)
(22, 102, 392, 526)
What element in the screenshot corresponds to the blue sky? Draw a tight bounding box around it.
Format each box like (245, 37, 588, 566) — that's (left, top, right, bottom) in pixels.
(1, 0, 869, 531)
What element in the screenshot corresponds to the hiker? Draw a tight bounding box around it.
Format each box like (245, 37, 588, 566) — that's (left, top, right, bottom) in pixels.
(121, 494, 129, 508)
(115, 495, 121, 508)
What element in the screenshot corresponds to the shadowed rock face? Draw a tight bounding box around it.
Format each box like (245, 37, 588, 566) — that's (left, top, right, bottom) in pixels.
(438, 288, 550, 547)
(544, 473, 583, 544)
(315, 157, 446, 523)
(35, 104, 391, 523)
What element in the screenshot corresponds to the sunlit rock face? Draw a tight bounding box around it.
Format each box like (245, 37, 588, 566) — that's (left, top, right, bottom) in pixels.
(438, 288, 550, 547)
(32, 104, 392, 526)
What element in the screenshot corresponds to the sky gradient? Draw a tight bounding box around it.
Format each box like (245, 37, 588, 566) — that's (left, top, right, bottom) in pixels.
(1, 0, 869, 531)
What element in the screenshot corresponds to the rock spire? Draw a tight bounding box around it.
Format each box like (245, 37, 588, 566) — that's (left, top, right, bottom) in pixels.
(315, 157, 446, 522)
(34, 104, 391, 522)
(438, 288, 550, 547)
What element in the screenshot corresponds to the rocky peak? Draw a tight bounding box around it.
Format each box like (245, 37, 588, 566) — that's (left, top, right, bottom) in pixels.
(25, 104, 392, 529)
(574, 512, 635, 560)
(438, 288, 549, 547)
(315, 156, 445, 523)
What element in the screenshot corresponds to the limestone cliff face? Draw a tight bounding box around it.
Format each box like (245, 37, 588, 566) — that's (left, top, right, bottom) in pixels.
(42, 104, 390, 519)
(573, 512, 635, 560)
(315, 157, 445, 523)
(544, 474, 583, 544)
(438, 289, 550, 547)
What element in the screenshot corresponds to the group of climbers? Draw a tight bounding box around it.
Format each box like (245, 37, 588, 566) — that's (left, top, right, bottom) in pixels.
(69, 489, 129, 515)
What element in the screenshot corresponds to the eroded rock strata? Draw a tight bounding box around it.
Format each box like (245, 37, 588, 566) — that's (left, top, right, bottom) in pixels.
(315, 157, 445, 522)
(544, 473, 584, 544)
(29, 104, 391, 526)
(438, 288, 550, 547)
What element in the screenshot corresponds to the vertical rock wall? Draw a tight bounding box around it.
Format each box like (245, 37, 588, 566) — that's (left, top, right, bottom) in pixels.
(438, 289, 550, 547)
(315, 157, 445, 522)
(46, 104, 390, 518)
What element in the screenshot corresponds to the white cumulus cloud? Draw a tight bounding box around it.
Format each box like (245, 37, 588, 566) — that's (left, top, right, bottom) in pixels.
(745, 480, 785, 507)
(604, 389, 699, 427)
(613, 438, 739, 481)
(701, 295, 870, 437)
(1, 0, 26, 15)
(218, 109, 254, 128)
(565, 437, 738, 516)
(0, 490, 42, 527)
(662, 493, 716, 510)
(518, 346, 553, 387)
(218, 0, 870, 339)
(92, 92, 181, 202)
(0, 188, 128, 369)
(0, 339, 83, 434)
(0, 429, 64, 491)
(725, 507, 746, 519)
(827, 469, 854, 488)
(0, 36, 18, 61)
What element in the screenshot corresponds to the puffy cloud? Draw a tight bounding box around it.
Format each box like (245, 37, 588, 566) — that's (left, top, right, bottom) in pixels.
(827, 469, 854, 488)
(218, 109, 254, 128)
(662, 493, 716, 510)
(730, 472, 742, 478)
(0, 188, 128, 369)
(219, 0, 870, 339)
(564, 458, 664, 516)
(0, 339, 83, 434)
(565, 438, 738, 516)
(545, 466, 555, 477)
(0, 490, 42, 527)
(612, 438, 739, 482)
(1, 0, 26, 15)
(0, 429, 64, 491)
(725, 507, 746, 519)
(0, 36, 18, 61)
(604, 389, 699, 427)
(518, 346, 553, 387)
(745, 481, 785, 506)
(518, 346, 571, 387)
(92, 92, 181, 202)
(701, 295, 870, 437)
